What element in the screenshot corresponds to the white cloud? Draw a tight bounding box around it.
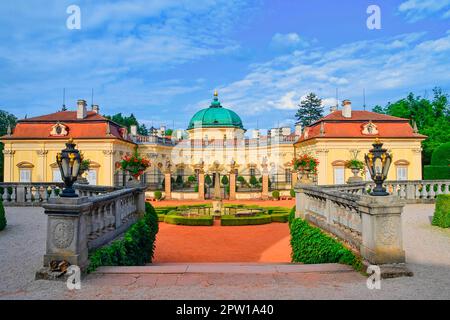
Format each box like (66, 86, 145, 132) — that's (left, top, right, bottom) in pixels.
(270, 32, 309, 51)
(208, 31, 450, 117)
(398, 0, 450, 22)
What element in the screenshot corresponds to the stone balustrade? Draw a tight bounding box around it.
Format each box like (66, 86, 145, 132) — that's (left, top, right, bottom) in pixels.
(0, 183, 120, 206)
(329, 180, 450, 203)
(40, 186, 146, 272)
(296, 183, 406, 265)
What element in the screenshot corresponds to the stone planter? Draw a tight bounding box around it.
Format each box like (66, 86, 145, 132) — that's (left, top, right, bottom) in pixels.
(126, 176, 141, 188)
(347, 167, 363, 184)
(298, 168, 314, 184)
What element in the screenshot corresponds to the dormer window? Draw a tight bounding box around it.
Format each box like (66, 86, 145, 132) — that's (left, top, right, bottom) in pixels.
(50, 123, 68, 137)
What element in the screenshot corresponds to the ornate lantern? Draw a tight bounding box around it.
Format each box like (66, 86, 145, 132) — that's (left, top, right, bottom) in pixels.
(364, 138, 392, 196)
(56, 138, 83, 197)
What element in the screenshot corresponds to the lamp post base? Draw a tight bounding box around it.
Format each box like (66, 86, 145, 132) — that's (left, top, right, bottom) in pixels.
(60, 187, 78, 198)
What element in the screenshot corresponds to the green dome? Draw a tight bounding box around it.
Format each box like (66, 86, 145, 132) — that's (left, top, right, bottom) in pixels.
(187, 92, 244, 130)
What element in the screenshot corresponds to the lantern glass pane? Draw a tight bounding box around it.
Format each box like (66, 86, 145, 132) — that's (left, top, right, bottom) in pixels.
(72, 159, 80, 178)
(62, 158, 70, 177)
(375, 158, 382, 175)
(383, 157, 392, 176)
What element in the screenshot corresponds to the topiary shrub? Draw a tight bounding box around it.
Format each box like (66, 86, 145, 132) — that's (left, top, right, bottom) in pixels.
(272, 190, 280, 200)
(154, 190, 162, 200)
(205, 174, 212, 186)
(249, 175, 258, 187)
(424, 142, 450, 180)
(221, 175, 229, 186)
(290, 218, 362, 271)
(0, 200, 6, 231)
(87, 202, 159, 272)
(290, 189, 296, 198)
(432, 194, 450, 228)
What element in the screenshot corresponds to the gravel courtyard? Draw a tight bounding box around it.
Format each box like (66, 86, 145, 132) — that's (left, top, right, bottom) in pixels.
(0, 204, 449, 300)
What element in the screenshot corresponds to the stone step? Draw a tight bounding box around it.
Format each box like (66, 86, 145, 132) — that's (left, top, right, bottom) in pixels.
(94, 263, 354, 275)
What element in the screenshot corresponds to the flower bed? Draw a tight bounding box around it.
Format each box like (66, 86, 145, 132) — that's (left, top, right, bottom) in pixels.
(164, 215, 214, 226)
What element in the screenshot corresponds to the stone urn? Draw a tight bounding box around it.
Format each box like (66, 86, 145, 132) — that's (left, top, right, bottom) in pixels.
(212, 198, 223, 216)
(298, 168, 313, 184)
(347, 168, 363, 184)
(126, 175, 142, 187)
(77, 171, 89, 185)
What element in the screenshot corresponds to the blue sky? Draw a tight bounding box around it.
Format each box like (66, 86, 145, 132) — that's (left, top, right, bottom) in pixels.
(0, 0, 450, 131)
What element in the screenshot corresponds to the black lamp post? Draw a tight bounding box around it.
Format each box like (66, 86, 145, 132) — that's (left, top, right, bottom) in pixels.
(364, 138, 392, 196)
(57, 138, 82, 197)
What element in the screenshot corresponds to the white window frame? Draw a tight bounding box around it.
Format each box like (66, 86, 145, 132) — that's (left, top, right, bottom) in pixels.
(87, 169, 98, 185)
(52, 169, 62, 182)
(396, 166, 408, 181)
(333, 167, 345, 185)
(19, 169, 32, 182)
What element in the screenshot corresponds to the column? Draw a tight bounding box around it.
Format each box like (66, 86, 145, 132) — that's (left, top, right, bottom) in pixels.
(229, 170, 236, 200)
(291, 171, 298, 188)
(102, 150, 115, 186)
(36, 150, 48, 182)
(357, 195, 406, 264)
(213, 172, 221, 199)
(2, 149, 14, 182)
(315, 148, 329, 185)
(198, 170, 205, 200)
(164, 171, 172, 200)
(262, 174, 269, 200)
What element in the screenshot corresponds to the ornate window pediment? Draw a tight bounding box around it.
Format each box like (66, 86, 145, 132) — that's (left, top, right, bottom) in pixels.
(362, 121, 378, 135)
(50, 122, 68, 137)
(17, 161, 34, 168)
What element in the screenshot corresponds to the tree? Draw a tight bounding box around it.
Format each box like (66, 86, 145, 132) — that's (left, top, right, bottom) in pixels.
(0, 110, 18, 182)
(221, 175, 229, 185)
(372, 87, 450, 165)
(295, 93, 324, 127)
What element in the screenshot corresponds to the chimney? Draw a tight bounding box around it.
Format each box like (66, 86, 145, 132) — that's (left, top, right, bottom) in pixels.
(342, 99, 352, 118)
(92, 104, 100, 114)
(77, 99, 87, 119)
(130, 125, 137, 136)
(251, 129, 260, 139)
(295, 123, 302, 136)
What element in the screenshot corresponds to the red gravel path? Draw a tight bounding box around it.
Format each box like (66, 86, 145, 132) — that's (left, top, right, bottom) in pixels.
(153, 220, 292, 263)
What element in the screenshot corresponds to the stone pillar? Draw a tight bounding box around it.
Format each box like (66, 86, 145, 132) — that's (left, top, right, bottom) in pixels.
(357, 195, 406, 265)
(164, 171, 172, 200)
(41, 197, 91, 270)
(229, 171, 236, 200)
(135, 188, 146, 216)
(295, 185, 307, 219)
(2, 149, 14, 182)
(214, 172, 221, 199)
(36, 150, 48, 182)
(291, 171, 298, 188)
(262, 174, 269, 200)
(198, 170, 205, 200)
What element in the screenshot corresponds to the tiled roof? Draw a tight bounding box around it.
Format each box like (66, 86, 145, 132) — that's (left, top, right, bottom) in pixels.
(1, 111, 133, 142)
(296, 110, 427, 143)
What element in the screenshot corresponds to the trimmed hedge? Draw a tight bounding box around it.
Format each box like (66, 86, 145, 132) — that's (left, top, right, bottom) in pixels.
(0, 200, 6, 231)
(164, 215, 214, 226)
(221, 214, 272, 226)
(87, 202, 159, 272)
(270, 213, 289, 223)
(432, 194, 450, 228)
(424, 165, 450, 180)
(154, 190, 162, 200)
(290, 218, 362, 271)
(272, 190, 280, 200)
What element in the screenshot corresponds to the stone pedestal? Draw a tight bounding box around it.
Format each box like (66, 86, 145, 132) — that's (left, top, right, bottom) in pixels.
(291, 171, 298, 188)
(213, 172, 221, 199)
(42, 197, 91, 270)
(164, 172, 172, 200)
(347, 168, 363, 184)
(358, 195, 406, 265)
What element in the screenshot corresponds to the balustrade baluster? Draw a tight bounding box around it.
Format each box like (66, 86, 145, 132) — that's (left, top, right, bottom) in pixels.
(26, 186, 32, 202)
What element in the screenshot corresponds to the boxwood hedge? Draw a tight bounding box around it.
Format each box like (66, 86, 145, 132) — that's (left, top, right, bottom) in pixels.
(432, 194, 450, 228)
(290, 217, 362, 271)
(0, 200, 6, 231)
(221, 214, 272, 226)
(164, 215, 214, 226)
(87, 202, 159, 272)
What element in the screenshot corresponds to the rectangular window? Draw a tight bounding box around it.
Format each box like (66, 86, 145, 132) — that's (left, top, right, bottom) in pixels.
(365, 167, 372, 181)
(87, 170, 97, 185)
(52, 169, 62, 182)
(285, 169, 292, 183)
(397, 167, 407, 181)
(334, 167, 345, 185)
(19, 169, 31, 182)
